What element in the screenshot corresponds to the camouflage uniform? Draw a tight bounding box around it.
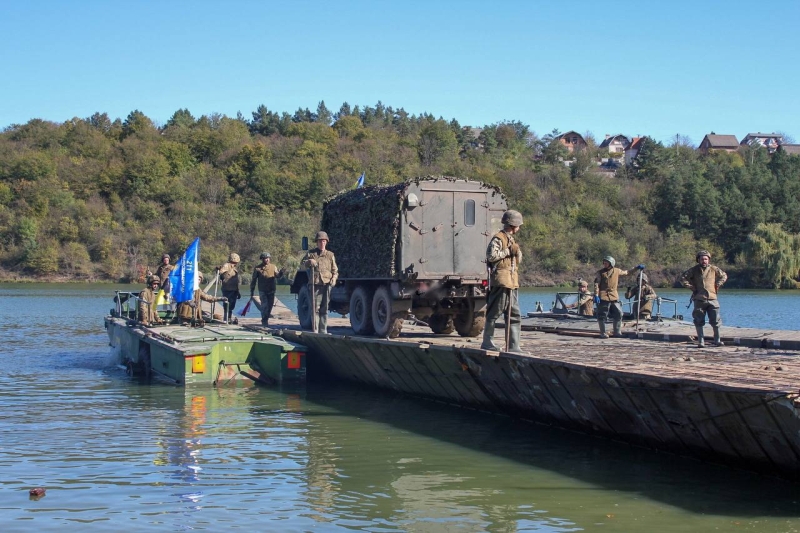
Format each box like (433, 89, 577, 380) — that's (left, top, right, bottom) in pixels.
(154, 263, 174, 293)
(625, 283, 657, 319)
(594, 261, 630, 337)
(138, 278, 162, 326)
(302, 247, 338, 334)
(680, 257, 727, 346)
(481, 229, 522, 352)
(218, 256, 241, 322)
(251, 260, 281, 326)
(177, 288, 225, 326)
(575, 283, 594, 316)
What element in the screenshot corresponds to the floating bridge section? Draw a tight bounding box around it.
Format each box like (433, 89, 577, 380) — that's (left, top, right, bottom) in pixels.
(269, 317, 800, 481)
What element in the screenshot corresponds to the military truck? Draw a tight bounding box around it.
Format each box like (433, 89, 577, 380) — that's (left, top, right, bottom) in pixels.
(290, 176, 508, 338)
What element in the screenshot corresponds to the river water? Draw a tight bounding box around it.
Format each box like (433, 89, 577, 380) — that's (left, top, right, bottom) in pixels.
(1, 283, 799, 532)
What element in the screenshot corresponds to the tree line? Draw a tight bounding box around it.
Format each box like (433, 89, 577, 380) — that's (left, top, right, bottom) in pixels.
(1, 101, 799, 288)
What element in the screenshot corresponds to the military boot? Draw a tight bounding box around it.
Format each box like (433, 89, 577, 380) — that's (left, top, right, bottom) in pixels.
(695, 325, 705, 348)
(712, 326, 724, 346)
(612, 320, 622, 338)
(481, 322, 500, 350)
(507, 322, 523, 353)
(598, 321, 608, 339)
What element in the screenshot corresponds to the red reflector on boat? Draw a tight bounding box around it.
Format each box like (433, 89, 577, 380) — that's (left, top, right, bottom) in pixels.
(287, 351, 303, 369)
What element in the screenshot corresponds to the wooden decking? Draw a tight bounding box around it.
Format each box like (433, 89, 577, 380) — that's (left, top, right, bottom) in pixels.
(248, 314, 800, 393)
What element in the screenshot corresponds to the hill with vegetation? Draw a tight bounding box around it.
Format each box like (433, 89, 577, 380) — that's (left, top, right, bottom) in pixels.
(1, 101, 799, 288)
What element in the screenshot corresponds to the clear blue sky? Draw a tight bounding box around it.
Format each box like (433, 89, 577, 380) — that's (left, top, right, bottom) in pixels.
(2, 1, 797, 145)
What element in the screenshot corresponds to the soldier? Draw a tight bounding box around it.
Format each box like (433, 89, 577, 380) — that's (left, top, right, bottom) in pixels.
(680, 250, 727, 347)
(625, 272, 657, 320)
(176, 273, 226, 326)
(568, 280, 594, 316)
(302, 231, 338, 334)
(250, 252, 283, 326)
(138, 275, 164, 326)
(594, 256, 640, 338)
(217, 253, 241, 324)
(154, 253, 174, 293)
(481, 209, 523, 352)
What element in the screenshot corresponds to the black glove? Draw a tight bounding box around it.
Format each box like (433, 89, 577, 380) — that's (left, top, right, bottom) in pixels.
(236, 291, 241, 300)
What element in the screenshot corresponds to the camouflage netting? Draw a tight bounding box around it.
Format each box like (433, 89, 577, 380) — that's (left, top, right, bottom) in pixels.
(322, 176, 506, 279)
(322, 182, 407, 279)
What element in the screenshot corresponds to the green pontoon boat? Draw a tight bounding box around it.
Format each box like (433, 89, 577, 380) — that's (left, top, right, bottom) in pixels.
(105, 291, 306, 386)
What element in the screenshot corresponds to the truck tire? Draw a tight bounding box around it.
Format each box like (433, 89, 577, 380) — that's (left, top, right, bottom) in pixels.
(372, 285, 404, 338)
(350, 285, 375, 335)
(297, 287, 313, 330)
(455, 305, 485, 337)
(428, 314, 455, 335)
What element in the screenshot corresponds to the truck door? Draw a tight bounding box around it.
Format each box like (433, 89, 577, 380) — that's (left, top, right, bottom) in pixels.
(453, 191, 488, 277)
(420, 189, 455, 277)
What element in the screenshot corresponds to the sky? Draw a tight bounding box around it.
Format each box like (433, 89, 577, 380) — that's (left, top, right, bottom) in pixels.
(1, 0, 798, 146)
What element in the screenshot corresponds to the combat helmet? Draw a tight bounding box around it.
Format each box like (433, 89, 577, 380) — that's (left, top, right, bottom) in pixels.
(578, 280, 589, 288)
(315, 231, 330, 242)
(603, 255, 616, 267)
(696, 250, 711, 262)
(260, 252, 271, 260)
(501, 209, 524, 227)
(161, 253, 171, 261)
(228, 252, 240, 263)
(150, 274, 161, 285)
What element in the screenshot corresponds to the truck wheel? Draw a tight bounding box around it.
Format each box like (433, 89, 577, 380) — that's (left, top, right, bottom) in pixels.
(297, 287, 313, 330)
(428, 314, 454, 334)
(455, 306, 485, 337)
(372, 285, 404, 338)
(350, 285, 375, 335)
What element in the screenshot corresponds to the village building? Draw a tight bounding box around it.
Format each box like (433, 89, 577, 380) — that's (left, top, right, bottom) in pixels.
(740, 132, 783, 154)
(554, 131, 587, 153)
(624, 137, 644, 165)
(777, 144, 800, 156)
(599, 134, 630, 155)
(698, 133, 739, 154)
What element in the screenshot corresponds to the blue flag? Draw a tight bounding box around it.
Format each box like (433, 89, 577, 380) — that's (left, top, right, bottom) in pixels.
(169, 237, 200, 303)
(355, 172, 365, 189)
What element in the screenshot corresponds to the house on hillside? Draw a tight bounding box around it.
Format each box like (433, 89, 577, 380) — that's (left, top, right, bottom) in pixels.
(740, 132, 783, 154)
(698, 133, 739, 154)
(778, 144, 800, 156)
(555, 131, 587, 152)
(624, 137, 644, 165)
(599, 134, 630, 155)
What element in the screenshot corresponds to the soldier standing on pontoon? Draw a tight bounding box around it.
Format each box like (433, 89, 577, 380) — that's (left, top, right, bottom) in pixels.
(302, 232, 338, 334)
(481, 210, 523, 352)
(250, 252, 283, 327)
(680, 250, 727, 347)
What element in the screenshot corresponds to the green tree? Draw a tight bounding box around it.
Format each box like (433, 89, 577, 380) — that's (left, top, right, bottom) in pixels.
(315, 101, 332, 125)
(744, 223, 800, 288)
(418, 119, 457, 166)
(121, 110, 156, 139)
